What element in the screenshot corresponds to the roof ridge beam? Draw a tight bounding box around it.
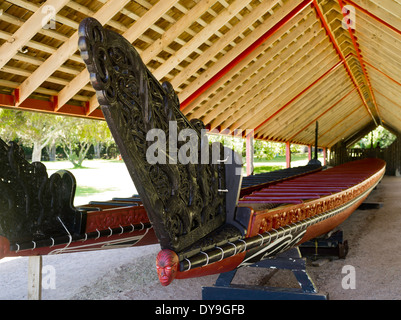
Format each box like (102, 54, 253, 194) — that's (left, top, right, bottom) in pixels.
(338, 0, 382, 124)
(312, 0, 379, 126)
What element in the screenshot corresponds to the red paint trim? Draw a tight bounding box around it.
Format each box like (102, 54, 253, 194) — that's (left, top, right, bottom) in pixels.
(0, 93, 15, 106)
(0, 92, 104, 120)
(85, 206, 149, 233)
(179, 0, 313, 111)
(176, 252, 247, 280)
(361, 56, 401, 88)
(288, 87, 357, 141)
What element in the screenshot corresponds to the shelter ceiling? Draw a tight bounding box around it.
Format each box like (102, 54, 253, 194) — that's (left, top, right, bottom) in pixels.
(0, 0, 400, 148)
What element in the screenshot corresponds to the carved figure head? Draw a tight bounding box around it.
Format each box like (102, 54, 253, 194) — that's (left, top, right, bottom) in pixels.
(156, 249, 179, 286)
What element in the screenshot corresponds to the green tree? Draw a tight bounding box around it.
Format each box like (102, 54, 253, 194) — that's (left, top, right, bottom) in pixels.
(0, 109, 65, 162)
(352, 126, 396, 149)
(58, 118, 113, 167)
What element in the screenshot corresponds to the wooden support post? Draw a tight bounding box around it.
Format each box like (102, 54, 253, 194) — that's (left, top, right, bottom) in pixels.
(286, 142, 291, 168)
(28, 256, 42, 300)
(308, 145, 312, 161)
(246, 130, 254, 176)
(323, 147, 327, 166)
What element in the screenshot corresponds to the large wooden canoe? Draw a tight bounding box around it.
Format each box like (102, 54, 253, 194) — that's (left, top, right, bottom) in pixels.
(0, 144, 385, 286)
(172, 158, 385, 282)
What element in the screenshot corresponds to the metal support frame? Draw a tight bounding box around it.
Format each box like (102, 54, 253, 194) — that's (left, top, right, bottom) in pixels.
(299, 230, 349, 259)
(202, 248, 327, 300)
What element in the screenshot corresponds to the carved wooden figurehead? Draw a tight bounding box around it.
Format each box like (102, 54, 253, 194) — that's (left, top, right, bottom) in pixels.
(78, 18, 243, 252)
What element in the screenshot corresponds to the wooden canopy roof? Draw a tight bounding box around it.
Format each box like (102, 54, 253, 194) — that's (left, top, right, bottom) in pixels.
(0, 0, 400, 148)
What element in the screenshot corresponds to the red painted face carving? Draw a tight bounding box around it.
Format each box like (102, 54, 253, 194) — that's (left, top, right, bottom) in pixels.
(156, 249, 179, 286)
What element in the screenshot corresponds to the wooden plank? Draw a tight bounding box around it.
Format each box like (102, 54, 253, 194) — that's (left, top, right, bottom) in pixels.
(179, 1, 311, 110)
(218, 41, 336, 132)
(231, 48, 338, 133)
(170, 0, 282, 89)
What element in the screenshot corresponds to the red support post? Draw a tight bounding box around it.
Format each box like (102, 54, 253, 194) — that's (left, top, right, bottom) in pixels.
(323, 147, 327, 166)
(286, 142, 291, 168)
(308, 145, 312, 161)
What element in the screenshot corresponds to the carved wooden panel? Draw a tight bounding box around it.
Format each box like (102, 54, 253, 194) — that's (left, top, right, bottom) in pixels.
(0, 139, 81, 243)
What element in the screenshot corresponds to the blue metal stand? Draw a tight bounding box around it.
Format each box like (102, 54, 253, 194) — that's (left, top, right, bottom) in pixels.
(202, 248, 328, 300)
(299, 230, 348, 259)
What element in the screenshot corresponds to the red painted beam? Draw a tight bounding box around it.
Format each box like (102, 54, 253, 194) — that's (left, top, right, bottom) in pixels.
(360, 56, 401, 88)
(288, 86, 357, 141)
(0, 93, 15, 107)
(0, 92, 104, 120)
(180, 0, 313, 111)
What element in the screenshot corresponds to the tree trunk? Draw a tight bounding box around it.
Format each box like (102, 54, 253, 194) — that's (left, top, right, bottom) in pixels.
(32, 141, 42, 162)
(47, 140, 56, 161)
(94, 141, 101, 159)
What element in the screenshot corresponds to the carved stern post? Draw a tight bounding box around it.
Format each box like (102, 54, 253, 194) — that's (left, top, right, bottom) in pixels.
(78, 18, 245, 282)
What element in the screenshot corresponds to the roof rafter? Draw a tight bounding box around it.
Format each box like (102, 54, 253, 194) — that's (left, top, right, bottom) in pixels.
(311, 0, 379, 126)
(56, 0, 181, 113)
(179, 0, 314, 112)
(338, 0, 382, 124)
(15, 0, 130, 106)
(0, 0, 70, 70)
